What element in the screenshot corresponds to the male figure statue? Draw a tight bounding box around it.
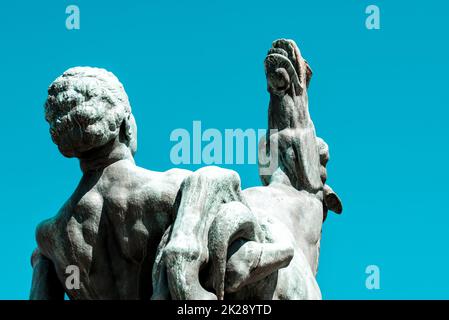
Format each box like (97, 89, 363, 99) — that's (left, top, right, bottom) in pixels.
(30, 67, 191, 299)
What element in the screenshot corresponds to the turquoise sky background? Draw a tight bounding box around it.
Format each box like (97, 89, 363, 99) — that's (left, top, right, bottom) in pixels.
(0, 0, 448, 299)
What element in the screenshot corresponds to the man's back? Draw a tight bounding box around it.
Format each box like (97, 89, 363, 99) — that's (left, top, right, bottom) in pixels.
(35, 160, 189, 299)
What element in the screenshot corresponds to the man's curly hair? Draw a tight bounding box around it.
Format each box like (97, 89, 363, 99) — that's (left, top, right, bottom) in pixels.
(45, 67, 135, 158)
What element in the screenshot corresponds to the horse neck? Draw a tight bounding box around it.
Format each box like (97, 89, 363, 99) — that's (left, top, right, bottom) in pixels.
(268, 92, 312, 132)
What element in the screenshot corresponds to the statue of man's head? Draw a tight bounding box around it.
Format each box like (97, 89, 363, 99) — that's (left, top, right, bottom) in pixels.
(44, 67, 137, 158)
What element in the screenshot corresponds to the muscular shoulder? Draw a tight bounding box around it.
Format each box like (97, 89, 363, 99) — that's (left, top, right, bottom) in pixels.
(103, 161, 189, 188)
(101, 161, 190, 208)
(35, 217, 58, 259)
(159, 168, 192, 187)
(135, 168, 191, 208)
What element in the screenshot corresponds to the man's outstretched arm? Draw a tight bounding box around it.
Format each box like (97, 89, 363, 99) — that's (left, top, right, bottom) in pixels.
(30, 249, 64, 300)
